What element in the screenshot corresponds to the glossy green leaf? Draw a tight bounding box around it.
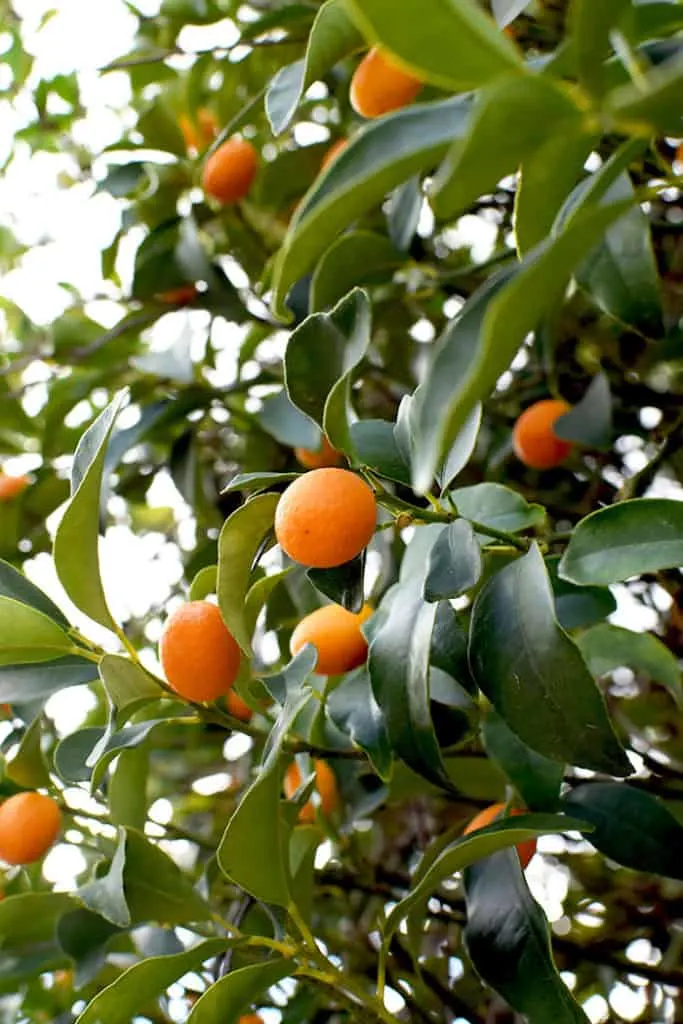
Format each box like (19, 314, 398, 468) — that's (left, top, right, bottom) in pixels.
(469, 544, 631, 775)
(124, 828, 212, 925)
(217, 492, 280, 654)
(350, 419, 411, 485)
(559, 498, 683, 585)
(554, 372, 613, 449)
(79, 830, 130, 928)
(98, 653, 163, 717)
(547, 557, 617, 631)
(109, 747, 149, 830)
(569, 0, 631, 96)
(272, 95, 472, 318)
(386, 176, 422, 251)
(265, 0, 363, 135)
(53, 389, 127, 631)
(346, 0, 521, 92)
(187, 958, 292, 1024)
(482, 711, 564, 811)
(382, 813, 591, 953)
(438, 403, 482, 493)
(73, 939, 231, 1024)
(257, 390, 321, 449)
(222, 471, 300, 494)
(244, 569, 292, 639)
(56, 908, 122, 989)
(307, 551, 365, 613)
(284, 288, 371, 454)
(310, 231, 403, 312)
(607, 45, 683, 133)
(431, 74, 582, 219)
(5, 714, 50, 788)
(464, 850, 590, 1023)
(562, 782, 683, 879)
(410, 198, 633, 492)
(577, 623, 683, 708)
(0, 557, 69, 627)
(430, 600, 477, 694)
(0, 596, 75, 665)
(327, 667, 392, 778)
(450, 482, 544, 537)
(423, 520, 482, 602)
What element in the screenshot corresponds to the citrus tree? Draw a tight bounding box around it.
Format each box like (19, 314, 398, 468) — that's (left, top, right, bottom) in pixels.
(2, 0, 683, 1021)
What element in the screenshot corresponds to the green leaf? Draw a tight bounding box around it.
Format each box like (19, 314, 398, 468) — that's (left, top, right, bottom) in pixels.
(99, 654, 164, 717)
(386, 176, 422, 251)
(554, 372, 613, 449)
(187, 958, 292, 1024)
(73, 939, 231, 1024)
(6, 714, 50, 788)
(89, 717, 179, 791)
(410, 198, 634, 492)
(0, 893, 77, 948)
(369, 548, 454, 790)
(311, 231, 403, 312)
(137, 99, 187, 156)
(350, 419, 411, 485)
(562, 782, 683, 879)
(438, 403, 482, 493)
(606, 45, 683, 133)
(55, 726, 104, 783)
(469, 544, 631, 776)
(244, 569, 292, 640)
(109, 747, 149, 830)
(430, 601, 477, 694)
(284, 288, 371, 454)
(423, 520, 482, 602)
(289, 824, 323, 925)
(56, 908, 122, 989)
(346, 0, 521, 92)
(559, 499, 683, 585)
(124, 828, 212, 925)
(307, 551, 365, 612)
(0, 596, 75, 665)
(547, 557, 617, 631)
(431, 74, 582, 219)
(265, 0, 363, 135)
(272, 95, 472, 318)
(79, 829, 130, 928)
(482, 711, 564, 811)
(464, 850, 590, 1023)
(577, 623, 683, 708)
(189, 564, 218, 601)
(53, 389, 127, 631)
(258, 390, 321, 449)
(222, 471, 300, 494)
(569, 0, 631, 97)
(492, 0, 532, 28)
(327, 667, 392, 778)
(0, 557, 69, 627)
(217, 492, 280, 654)
(450, 483, 544, 537)
(382, 813, 591, 954)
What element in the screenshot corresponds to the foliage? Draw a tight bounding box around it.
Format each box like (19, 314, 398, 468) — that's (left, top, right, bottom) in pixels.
(2, 0, 683, 1021)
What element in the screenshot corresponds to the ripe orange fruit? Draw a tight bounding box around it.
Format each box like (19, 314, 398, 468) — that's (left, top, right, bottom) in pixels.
(321, 137, 347, 171)
(202, 136, 258, 204)
(464, 803, 537, 869)
(284, 759, 339, 823)
(0, 792, 61, 865)
(274, 468, 377, 569)
(179, 113, 200, 153)
(197, 108, 218, 146)
(159, 600, 241, 703)
(290, 603, 372, 676)
(350, 47, 423, 119)
(0, 473, 30, 501)
(156, 284, 198, 306)
(226, 689, 253, 723)
(294, 435, 344, 470)
(239, 1015, 263, 1024)
(512, 398, 573, 470)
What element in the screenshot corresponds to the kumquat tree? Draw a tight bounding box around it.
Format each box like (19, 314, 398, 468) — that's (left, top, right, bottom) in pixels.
(3, 0, 683, 1022)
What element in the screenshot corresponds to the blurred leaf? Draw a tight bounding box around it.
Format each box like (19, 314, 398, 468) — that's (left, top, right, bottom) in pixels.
(327, 667, 392, 778)
(187, 958, 292, 1024)
(266, 0, 363, 134)
(0, 557, 69, 627)
(577, 623, 683, 708)
(469, 544, 631, 775)
(124, 828, 211, 925)
(0, 597, 75, 665)
(482, 711, 564, 811)
(5, 714, 50, 788)
(450, 482, 544, 537)
(79, 830, 130, 928)
(258, 390, 321, 449)
(438, 403, 482, 492)
(569, 0, 631, 97)
(56, 908, 123, 989)
(0, 893, 77, 948)
(464, 850, 590, 1023)
(606, 45, 683, 133)
(492, 0, 532, 28)
(386, 176, 422, 251)
(311, 231, 403, 312)
(350, 419, 411, 485)
(563, 782, 683, 879)
(432, 74, 582, 218)
(307, 551, 365, 612)
(272, 95, 472, 318)
(53, 390, 127, 632)
(217, 492, 280, 653)
(559, 499, 683, 584)
(347, 0, 521, 91)
(137, 99, 186, 155)
(96, 162, 148, 198)
(189, 564, 218, 600)
(554, 372, 613, 448)
(73, 939, 231, 1024)
(423, 520, 482, 602)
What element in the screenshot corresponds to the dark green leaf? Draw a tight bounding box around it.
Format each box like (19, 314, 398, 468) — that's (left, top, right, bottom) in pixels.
(559, 498, 683, 584)
(79, 830, 130, 928)
(482, 711, 564, 811)
(386, 176, 422, 251)
(554, 372, 613, 448)
(0, 557, 69, 627)
(222, 471, 300, 494)
(450, 482, 544, 537)
(350, 419, 411, 485)
(187, 958, 292, 1024)
(439, 403, 482, 492)
(307, 551, 365, 612)
(430, 601, 477, 694)
(548, 563, 617, 632)
(327, 667, 392, 778)
(423, 520, 482, 602)
(310, 231, 403, 312)
(54, 726, 103, 784)
(469, 544, 631, 775)
(124, 828, 211, 925)
(56, 909, 123, 989)
(0, 893, 77, 948)
(258, 390, 321, 449)
(577, 623, 683, 708)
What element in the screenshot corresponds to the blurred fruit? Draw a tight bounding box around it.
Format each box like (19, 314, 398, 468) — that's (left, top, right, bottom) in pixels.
(284, 759, 339, 822)
(512, 398, 573, 469)
(0, 473, 30, 501)
(226, 689, 253, 723)
(464, 803, 537, 868)
(350, 47, 423, 118)
(202, 136, 259, 204)
(321, 137, 348, 171)
(156, 284, 198, 305)
(294, 435, 344, 470)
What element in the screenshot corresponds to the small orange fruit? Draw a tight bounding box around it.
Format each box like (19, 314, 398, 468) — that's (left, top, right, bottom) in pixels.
(202, 136, 259, 204)
(512, 398, 573, 470)
(294, 435, 344, 470)
(226, 689, 253, 723)
(156, 284, 198, 306)
(275, 468, 377, 569)
(159, 600, 241, 703)
(179, 113, 200, 153)
(350, 47, 423, 119)
(0, 792, 61, 865)
(0, 704, 11, 717)
(0, 474, 30, 502)
(197, 108, 218, 146)
(321, 137, 348, 172)
(290, 603, 372, 676)
(284, 759, 339, 823)
(464, 803, 537, 869)
(239, 1015, 263, 1024)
